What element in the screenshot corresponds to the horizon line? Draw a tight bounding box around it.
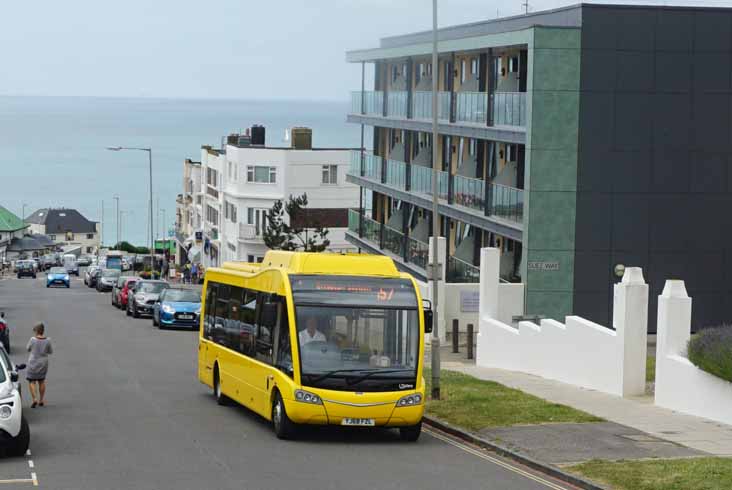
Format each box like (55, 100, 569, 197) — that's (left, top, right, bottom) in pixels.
(0, 93, 350, 104)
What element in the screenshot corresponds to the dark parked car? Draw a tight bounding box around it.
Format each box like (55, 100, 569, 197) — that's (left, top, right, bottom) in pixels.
(127, 280, 169, 318)
(16, 261, 36, 279)
(96, 269, 121, 292)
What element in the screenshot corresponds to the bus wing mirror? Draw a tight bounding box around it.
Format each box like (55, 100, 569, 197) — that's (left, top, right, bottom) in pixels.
(423, 308, 433, 334)
(260, 303, 278, 328)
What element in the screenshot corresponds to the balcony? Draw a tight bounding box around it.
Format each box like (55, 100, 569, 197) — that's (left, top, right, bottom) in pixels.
(238, 223, 260, 241)
(493, 92, 527, 127)
(412, 91, 450, 121)
(387, 92, 408, 118)
(351, 91, 383, 116)
(347, 209, 430, 276)
(206, 186, 219, 199)
(348, 150, 524, 239)
(456, 92, 488, 124)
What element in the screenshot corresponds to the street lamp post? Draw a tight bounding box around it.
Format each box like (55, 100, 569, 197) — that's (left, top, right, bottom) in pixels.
(107, 147, 154, 277)
(430, 0, 442, 400)
(113, 195, 120, 249)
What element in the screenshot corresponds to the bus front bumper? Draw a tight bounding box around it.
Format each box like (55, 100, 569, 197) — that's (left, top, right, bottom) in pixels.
(283, 390, 424, 427)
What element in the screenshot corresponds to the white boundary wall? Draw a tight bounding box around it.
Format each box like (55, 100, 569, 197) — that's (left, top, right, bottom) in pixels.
(655, 280, 732, 425)
(477, 247, 648, 397)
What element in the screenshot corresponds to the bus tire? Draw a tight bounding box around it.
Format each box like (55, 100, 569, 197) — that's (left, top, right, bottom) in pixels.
(399, 422, 422, 442)
(213, 367, 229, 406)
(272, 392, 296, 440)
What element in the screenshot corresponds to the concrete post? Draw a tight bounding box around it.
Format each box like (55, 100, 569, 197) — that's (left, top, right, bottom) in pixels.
(478, 247, 500, 321)
(428, 236, 447, 343)
(612, 267, 648, 397)
(656, 280, 692, 359)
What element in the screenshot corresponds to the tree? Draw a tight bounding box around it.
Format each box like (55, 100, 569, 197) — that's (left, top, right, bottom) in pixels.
(263, 193, 330, 252)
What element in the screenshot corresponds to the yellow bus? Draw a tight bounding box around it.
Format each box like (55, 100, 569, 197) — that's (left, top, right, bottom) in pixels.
(197, 251, 432, 441)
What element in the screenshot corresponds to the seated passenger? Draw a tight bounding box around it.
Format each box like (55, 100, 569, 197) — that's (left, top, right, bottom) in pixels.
(299, 317, 326, 345)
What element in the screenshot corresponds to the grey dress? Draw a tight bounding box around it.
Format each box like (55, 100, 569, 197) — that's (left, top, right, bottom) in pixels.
(26, 336, 53, 381)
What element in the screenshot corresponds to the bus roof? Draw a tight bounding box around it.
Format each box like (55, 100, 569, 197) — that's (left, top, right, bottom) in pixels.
(221, 251, 402, 278)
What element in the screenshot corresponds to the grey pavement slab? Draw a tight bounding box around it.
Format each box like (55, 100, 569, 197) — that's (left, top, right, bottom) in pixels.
(479, 422, 706, 465)
(0, 276, 573, 490)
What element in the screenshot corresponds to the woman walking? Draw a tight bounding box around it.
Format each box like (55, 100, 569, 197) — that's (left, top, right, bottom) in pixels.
(26, 323, 53, 408)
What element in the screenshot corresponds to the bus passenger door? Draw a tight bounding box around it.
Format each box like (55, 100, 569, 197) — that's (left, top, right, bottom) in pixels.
(198, 283, 217, 386)
(253, 295, 278, 416)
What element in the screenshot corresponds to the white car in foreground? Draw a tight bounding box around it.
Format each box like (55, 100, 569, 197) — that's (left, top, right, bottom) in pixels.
(0, 346, 29, 457)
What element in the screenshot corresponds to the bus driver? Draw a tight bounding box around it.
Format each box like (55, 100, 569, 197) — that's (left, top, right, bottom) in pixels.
(299, 317, 326, 345)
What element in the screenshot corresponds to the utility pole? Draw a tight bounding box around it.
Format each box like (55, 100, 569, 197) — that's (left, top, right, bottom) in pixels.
(522, 0, 529, 14)
(430, 0, 442, 400)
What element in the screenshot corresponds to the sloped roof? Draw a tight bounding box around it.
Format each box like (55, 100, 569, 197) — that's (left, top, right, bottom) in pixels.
(7, 235, 50, 252)
(25, 208, 97, 233)
(0, 205, 28, 232)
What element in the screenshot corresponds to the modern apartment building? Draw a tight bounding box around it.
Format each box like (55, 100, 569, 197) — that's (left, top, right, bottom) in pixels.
(176, 126, 359, 267)
(346, 3, 732, 329)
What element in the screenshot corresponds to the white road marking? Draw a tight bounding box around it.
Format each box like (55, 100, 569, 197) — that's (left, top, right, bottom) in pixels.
(425, 427, 571, 490)
(0, 479, 34, 485)
(28, 460, 34, 468)
(31, 472, 38, 486)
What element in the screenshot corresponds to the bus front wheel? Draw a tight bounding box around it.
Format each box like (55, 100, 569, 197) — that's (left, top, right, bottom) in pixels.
(272, 392, 296, 440)
(399, 422, 422, 442)
(213, 368, 229, 406)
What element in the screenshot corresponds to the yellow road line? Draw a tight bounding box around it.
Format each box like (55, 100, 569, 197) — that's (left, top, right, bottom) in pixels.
(425, 427, 571, 490)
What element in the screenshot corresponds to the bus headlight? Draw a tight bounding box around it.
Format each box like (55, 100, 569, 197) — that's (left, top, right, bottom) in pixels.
(396, 393, 423, 407)
(0, 404, 12, 419)
(294, 389, 322, 405)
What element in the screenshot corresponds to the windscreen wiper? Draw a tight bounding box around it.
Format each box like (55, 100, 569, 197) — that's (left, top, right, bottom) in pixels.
(305, 369, 367, 385)
(346, 369, 413, 386)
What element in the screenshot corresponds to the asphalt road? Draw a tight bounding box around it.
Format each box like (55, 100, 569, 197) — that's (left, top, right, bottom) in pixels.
(0, 273, 575, 490)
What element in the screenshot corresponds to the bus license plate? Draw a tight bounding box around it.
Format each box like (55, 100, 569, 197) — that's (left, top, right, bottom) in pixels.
(341, 418, 375, 426)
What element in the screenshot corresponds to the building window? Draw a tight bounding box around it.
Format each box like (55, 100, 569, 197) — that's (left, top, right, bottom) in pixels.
(321, 165, 338, 185)
(206, 205, 219, 226)
(206, 167, 218, 187)
(86, 233, 94, 239)
(87, 246, 94, 253)
(247, 208, 269, 236)
(471, 58, 478, 77)
(49, 235, 56, 241)
(247, 166, 276, 184)
(224, 201, 237, 223)
(461, 59, 466, 84)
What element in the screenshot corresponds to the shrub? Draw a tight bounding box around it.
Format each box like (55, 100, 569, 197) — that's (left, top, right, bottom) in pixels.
(688, 325, 732, 383)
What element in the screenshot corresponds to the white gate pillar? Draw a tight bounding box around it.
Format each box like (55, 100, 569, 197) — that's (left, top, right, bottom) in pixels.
(613, 267, 648, 397)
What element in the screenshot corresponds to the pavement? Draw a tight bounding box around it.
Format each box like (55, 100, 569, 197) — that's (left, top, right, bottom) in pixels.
(436, 345, 732, 458)
(0, 273, 582, 490)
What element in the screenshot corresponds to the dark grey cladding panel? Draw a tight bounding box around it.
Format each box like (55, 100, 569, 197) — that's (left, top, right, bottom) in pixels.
(574, 192, 611, 251)
(655, 10, 695, 52)
(695, 11, 732, 52)
(572, 291, 612, 327)
(655, 52, 693, 92)
(617, 52, 654, 92)
(651, 149, 689, 193)
(693, 53, 731, 93)
(377, 5, 582, 49)
(580, 50, 617, 91)
(612, 151, 651, 193)
(653, 94, 692, 149)
(690, 152, 728, 193)
(692, 93, 730, 152)
(577, 148, 613, 193)
(578, 92, 614, 150)
(573, 252, 612, 292)
(611, 196, 649, 253)
(613, 94, 653, 150)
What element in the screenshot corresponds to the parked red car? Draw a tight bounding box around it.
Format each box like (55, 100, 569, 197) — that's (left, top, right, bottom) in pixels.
(116, 277, 139, 310)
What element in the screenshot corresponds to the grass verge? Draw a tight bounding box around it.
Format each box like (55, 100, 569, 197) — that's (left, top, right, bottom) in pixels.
(424, 369, 602, 432)
(568, 457, 732, 490)
(647, 355, 656, 383)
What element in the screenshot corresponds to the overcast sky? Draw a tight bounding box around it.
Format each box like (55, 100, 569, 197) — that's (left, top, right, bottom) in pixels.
(3, 0, 731, 101)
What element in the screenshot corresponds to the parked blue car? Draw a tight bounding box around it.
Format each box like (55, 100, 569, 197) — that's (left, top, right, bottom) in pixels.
(152, 288, 201, 329)
(46, 267, 70, 288)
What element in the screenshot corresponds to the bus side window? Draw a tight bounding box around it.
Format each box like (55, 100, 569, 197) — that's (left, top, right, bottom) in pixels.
(214, 285, 230, 347)
(255, 293, 274, 365)
(204, 282, 218, 340)
(227, 287, 242, 352)
(239, 290, 257, 357)
(274, 300, 292, 377)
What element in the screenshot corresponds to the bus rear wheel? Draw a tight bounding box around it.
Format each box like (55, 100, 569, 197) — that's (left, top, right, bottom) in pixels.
(399, 422, 422, 442)
(272, 392, 296, 440)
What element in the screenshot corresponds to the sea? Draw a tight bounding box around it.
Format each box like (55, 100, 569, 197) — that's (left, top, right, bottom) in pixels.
(0, 95, 361, 247)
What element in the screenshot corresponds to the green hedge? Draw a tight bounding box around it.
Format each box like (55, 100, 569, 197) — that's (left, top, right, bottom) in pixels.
(688, 325, 732, 383)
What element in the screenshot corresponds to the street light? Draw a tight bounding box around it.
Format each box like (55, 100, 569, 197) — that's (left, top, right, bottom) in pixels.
(107, 147, 154, 277)
(430, 0, 442, 400)
(113, 195, 120, 249)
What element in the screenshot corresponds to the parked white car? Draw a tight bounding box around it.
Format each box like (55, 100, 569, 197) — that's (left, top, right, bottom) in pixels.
(0, 346, 29, 457)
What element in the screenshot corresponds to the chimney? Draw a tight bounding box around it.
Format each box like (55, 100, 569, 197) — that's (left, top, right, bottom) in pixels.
(291, 127, 312, 150)
(227, 133, 239, 146)
(251, 125, 266, 146)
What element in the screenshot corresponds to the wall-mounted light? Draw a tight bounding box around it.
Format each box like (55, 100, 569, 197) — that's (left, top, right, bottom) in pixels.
(614, 264, 626, 278)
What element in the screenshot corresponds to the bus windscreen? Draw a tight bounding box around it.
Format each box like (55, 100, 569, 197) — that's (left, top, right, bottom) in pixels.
(289, 275, 418, 308)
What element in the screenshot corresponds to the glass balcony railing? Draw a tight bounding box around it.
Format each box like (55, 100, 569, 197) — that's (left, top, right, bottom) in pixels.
(410, 165, 448, 200)
(456, 92, 488, 124)
(493, 92, 527, 127)
(447, 256, 481, 283)
(453, 174, 485, 213)
(488, 183, 524, 223)
(351, 91, 384, 116)
(385, 159, 406, 190)
(349, 150, 360, 175)
(361, 214, 380, 245)
(407, 237, 429, 270)
(383, 225, 405, 257)
(348, 151, 381, 181)
(348, 208, 360, 234)
(412, 91, 450, 121)
(387, 92, 408, 118)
